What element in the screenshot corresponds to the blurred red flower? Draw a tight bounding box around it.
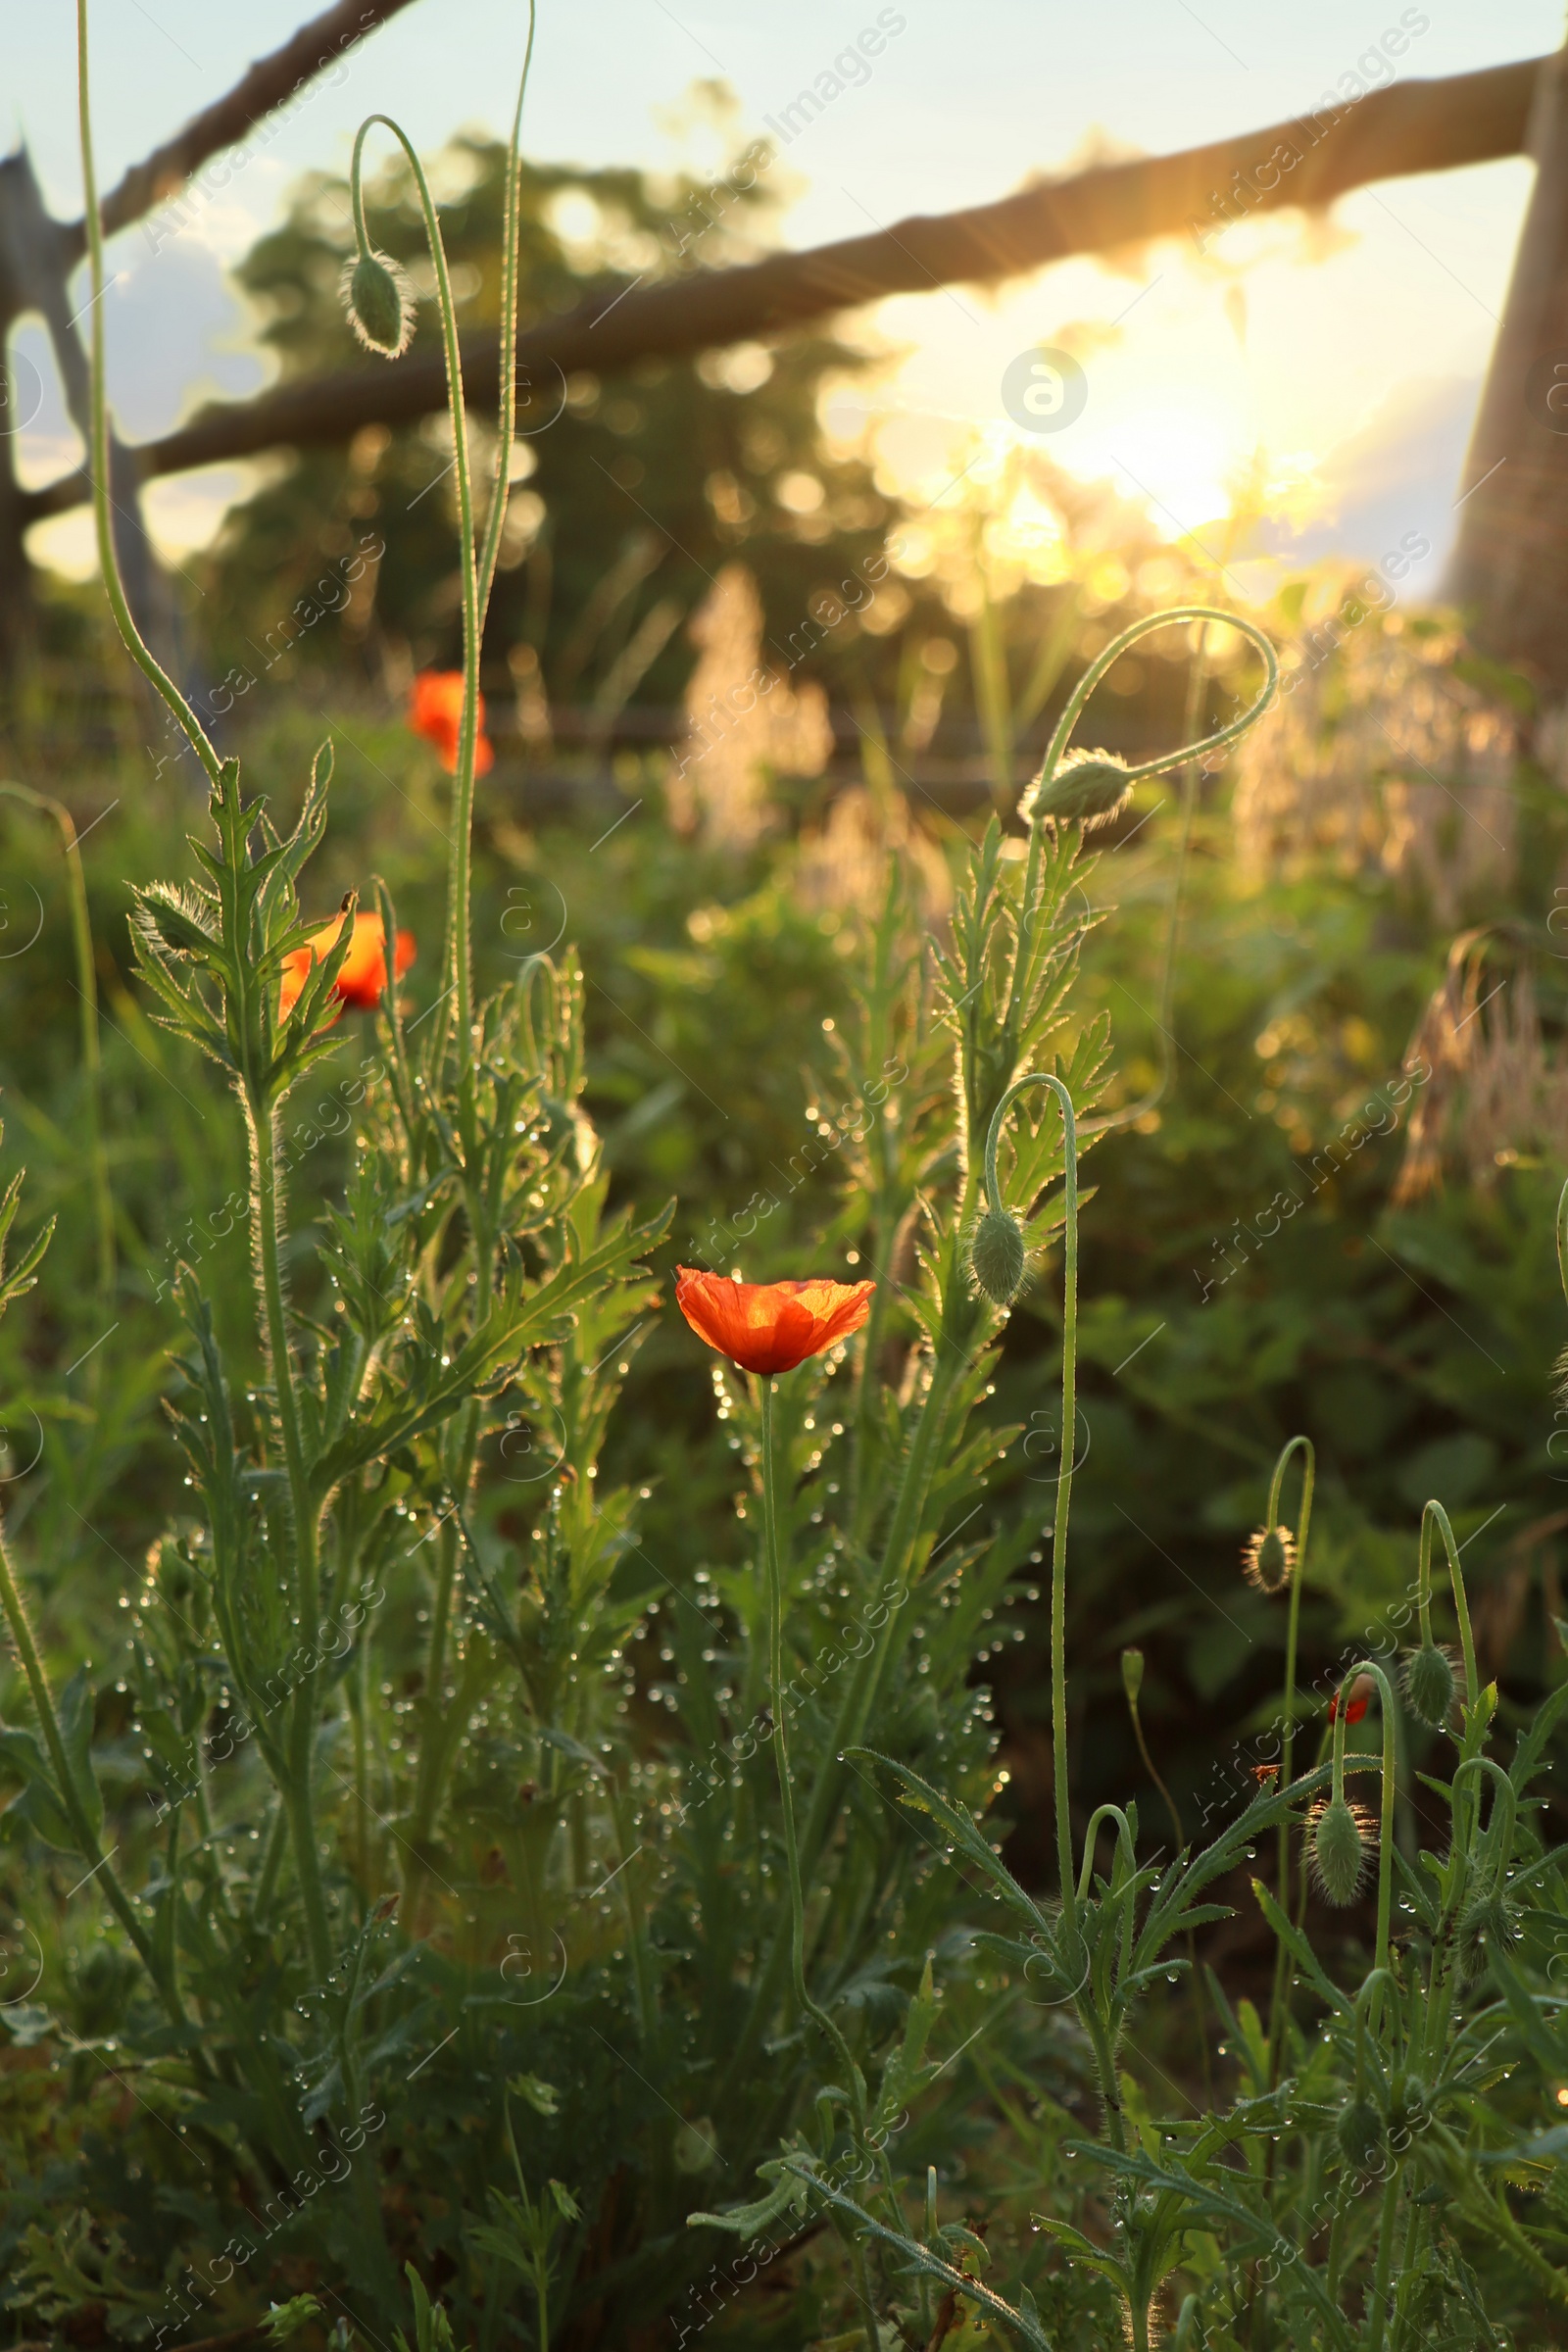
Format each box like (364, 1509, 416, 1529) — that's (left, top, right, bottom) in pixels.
(280, 911, 415, 1023)
(409, 669, 494, 775)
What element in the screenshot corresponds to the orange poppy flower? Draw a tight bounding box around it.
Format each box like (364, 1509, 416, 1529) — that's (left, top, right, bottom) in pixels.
(675, 1267, 874, 1377)
(409, 669, 494, 775)
(1329, 1672, 1375, 1726)
(279, 911, 415, 1022)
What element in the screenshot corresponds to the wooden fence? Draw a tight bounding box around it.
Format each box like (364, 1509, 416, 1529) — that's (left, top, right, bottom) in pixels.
(2, 5, 1563, 683)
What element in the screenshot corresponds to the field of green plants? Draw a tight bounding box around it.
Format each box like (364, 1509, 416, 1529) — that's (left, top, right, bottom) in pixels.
(4, 11, 1568, 2351)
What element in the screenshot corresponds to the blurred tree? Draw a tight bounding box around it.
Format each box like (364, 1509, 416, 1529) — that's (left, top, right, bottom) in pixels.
(198, 102, 892, 711)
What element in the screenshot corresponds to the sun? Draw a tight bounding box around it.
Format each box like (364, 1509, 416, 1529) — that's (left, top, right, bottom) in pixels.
(1066, 399, 1241, 540)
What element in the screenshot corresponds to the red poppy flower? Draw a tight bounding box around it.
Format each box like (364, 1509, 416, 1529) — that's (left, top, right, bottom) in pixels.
(675, 1267, 874, 1377)
(1329, 1672, 1375, 1726)
(409, 669, 494, 776)
(279, 911, 415, 1023)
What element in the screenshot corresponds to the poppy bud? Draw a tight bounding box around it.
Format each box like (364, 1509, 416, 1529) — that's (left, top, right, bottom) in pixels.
(1402, 1642, 1456, 1729)
(1312, 1795, 1367, 1906)
(1457, 1892, 1520, 1981)
(1120, 1647, 1145, 1705)
(1021, 748, 1132, 831)
(342, 249, 415, 358)
(1388, 2074, 1430, 2136)
(1242, 1524, 1296, 1595)
(969, 1205, 1026, 1304)
(1328, 1672, 1375, 1727)
(1337, 2096, 1385, 2173)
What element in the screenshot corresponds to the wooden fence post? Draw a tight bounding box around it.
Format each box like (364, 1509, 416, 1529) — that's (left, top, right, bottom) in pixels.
(0, 1, 423, 681)
(1447, 40, 1568, 694)
(0, 145, 176, 682)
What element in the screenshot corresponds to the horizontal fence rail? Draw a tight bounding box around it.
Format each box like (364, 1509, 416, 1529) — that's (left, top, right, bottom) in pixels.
(19, 55, 1544, 525)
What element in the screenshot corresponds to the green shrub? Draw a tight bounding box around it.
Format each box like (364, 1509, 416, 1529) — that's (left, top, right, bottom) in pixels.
(3, 15, 1568, 2352)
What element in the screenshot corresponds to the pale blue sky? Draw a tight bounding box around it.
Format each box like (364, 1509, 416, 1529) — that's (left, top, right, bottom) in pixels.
(5, 1, 1562, 577)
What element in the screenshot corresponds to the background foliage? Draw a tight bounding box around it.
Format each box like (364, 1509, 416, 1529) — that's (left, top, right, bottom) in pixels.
(3, 96, 1568, 2352)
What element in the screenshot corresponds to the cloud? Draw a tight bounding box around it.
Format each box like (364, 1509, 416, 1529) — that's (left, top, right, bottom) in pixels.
(1257, 372, 1481, 585)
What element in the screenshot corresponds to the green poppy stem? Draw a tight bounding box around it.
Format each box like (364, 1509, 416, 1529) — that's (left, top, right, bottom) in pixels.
(1418, 1498, 1477, 1706)
(350, 114, 481, 1064)
(980, 1073, 1079, 1931)
(0, 1518, 178, 2018)
(0, 786, 115, 1322)
(1034, 605, 1279, 804)
(760, 1377, 866, 2127)
(1267, 1440, 1314, 1907)
(1264, 1438, 1314, 2085)
(76, 0, 220, 785)
(1339, 1660, 1398, 2000)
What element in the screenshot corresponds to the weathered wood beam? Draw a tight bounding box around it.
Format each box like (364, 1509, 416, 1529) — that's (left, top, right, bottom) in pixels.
(1446, 44, 1568, 690)
(2, 0, 421, 674)
(19, 54, 1543, 524)
(58, 0, 423, 258)
(0, 147, 174, 667)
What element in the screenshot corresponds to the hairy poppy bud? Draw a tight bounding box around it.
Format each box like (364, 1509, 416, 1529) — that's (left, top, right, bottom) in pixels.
(969, 1205, 1026, 1304)
(1121, 1646, 1145, 1705)
(1312, 1796, 1367, 1907)
(1242, 1524, 1296, 1595)
(1337, 2096, 1385, 2173)
(1402, 1642, 1456, 1729)
(342, 249, 415, 358)
(1388, 2074, 1430, 2137)
(1457, 1892, 1520, 1981)
(1020, 748, 1132, 831)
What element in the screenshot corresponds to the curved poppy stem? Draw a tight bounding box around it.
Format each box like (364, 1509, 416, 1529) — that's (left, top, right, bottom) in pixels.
(981, 1073, 1079, 1936)
(1339, 1659, 1397, 2000)
(473, 1, 537, 630)
(1328, 1670, 1351, 1808)
(1123, 1672, 1213, 2100)
(1034, 606, 1279, 802)
(0, 785, 115, 1322)
(1351, 1967, 1396, 2090)
(347, 12, 534, 1075)
(1076, 1803, 1136, 1903)
(1011, 606, 1278, 1088)
(1451, 1755, 1517, 1894)
(76, 0, 220, 786)
(1085, 647, 1206, 1140)
(350, 115, 480, 1067)
(760, 1377, 867, 2132)
(1418, 1498, 1478, 1707)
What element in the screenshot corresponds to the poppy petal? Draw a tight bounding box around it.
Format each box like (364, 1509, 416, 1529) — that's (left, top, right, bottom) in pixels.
(675, 1268, 874, 1376)
(277, 911, 415, 1022)
(410, 670, 490, 774)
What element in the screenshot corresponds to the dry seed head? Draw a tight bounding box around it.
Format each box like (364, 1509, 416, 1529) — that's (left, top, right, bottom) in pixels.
(342, 249, 416, 358)
(969, 1205, 1027, 1305)
(1020, 748, 1133, 832)
(1402, 1640, 1457, 1729)
(1311, 1795, 1371, 1907)
(1242, 1523, 1296, 1595)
